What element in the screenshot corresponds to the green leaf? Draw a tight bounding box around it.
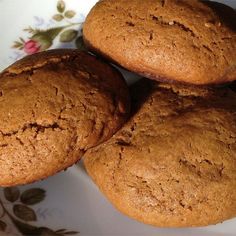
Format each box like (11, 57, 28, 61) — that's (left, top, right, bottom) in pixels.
(12, 41, 24, 49)
(64, 10, 76, 19)
(60, 29, 78, 42)
(75, 36, 86, 51)
(4, 187, 20, 202)
(39, 227, 59, 236)
(20, 188, 46, 205)
(10, 216, 41, 235)
(53, 14, 64, 22)
(57, 0, 65, 13)
(44, 26, 65, 40)
(24, 26, 38, 34)
(13, 204, 37, 222)
(64, 231, 78, 235)
(19, 37, 25, 43)
(0, 220, 7, 231)
(55, 229, 66, 233)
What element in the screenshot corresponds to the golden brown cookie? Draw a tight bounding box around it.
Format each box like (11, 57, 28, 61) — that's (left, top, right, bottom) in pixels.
(0, 49, 130, 186)
(83, 0, 236, 85)
(84, 79, 236, 227)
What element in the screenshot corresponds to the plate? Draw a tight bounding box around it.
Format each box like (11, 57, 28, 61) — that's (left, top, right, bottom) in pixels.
(0, 0, 235, 235)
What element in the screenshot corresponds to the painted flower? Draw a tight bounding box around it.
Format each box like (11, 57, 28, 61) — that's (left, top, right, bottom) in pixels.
(24, 33, 54, 54)
(23, 40, 41, 54)
(13, 33, 53, 55)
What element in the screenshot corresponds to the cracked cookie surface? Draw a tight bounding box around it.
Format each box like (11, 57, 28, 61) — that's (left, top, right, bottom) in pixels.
(0, 49, 130, 186)
(83, 0, 236, 85)
(84, 79, 236, 227)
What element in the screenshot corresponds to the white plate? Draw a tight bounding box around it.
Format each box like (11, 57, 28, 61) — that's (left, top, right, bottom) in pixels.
(0, 1, 236, 235)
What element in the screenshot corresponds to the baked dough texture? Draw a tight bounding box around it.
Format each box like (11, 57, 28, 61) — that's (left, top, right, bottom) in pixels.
(84, 79, 236, 227)
(83, 0, 236, 85)
(0, 49, 130, 186)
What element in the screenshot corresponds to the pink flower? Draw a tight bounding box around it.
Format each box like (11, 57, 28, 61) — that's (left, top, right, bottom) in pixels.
(24, 40, 41, 54)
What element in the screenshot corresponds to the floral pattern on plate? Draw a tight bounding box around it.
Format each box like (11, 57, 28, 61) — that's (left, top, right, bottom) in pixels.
(12, 0, 85, 58)
(0, 187, 78, 236)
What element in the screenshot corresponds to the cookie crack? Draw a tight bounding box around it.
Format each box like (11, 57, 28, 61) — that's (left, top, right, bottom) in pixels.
(149, 14, 197, 37)
(172, 21, 196, 37)
(179, 157, 225, 179)
(111, 146, 125, 187)
(0, 122, 65, 138)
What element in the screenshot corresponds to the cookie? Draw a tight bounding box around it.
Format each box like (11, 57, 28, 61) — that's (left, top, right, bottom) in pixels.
(84, 79, 236, 227)
(0, 49, 130, 186)
(83, 0, 236, 85)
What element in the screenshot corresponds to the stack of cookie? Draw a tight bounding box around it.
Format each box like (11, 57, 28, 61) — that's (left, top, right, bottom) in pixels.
(82, 0, 236, 227)
(0, 0, 235, 228)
